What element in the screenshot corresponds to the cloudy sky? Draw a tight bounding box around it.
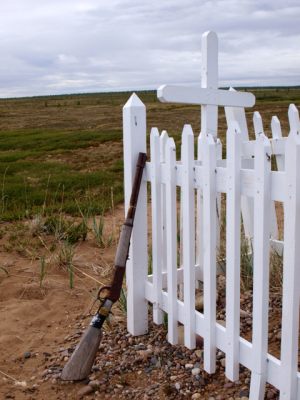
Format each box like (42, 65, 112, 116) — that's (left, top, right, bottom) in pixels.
(1, 0, 299, 97)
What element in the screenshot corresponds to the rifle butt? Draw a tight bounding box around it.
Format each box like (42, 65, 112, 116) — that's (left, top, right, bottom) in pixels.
(61, 325, 102, 381)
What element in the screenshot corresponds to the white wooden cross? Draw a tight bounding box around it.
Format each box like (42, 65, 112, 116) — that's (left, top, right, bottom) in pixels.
(157, 31, 255, 137)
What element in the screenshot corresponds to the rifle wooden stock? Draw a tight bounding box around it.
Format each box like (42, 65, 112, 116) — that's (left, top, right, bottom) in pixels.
(61, 152, 147, 381)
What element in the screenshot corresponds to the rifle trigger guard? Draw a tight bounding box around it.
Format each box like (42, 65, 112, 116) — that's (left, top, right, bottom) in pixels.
(97, 285, 111, 301)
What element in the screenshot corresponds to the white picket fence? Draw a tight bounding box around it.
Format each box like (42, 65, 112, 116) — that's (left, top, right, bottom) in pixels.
(123, 32, 300, 400)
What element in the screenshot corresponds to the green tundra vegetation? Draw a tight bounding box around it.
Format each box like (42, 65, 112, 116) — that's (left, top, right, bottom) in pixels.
(0, 87, 299, 221)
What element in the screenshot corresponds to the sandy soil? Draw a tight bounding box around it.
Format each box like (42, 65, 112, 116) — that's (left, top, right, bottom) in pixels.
(0, 204, 120, 400)
(0, 206, 287, 400)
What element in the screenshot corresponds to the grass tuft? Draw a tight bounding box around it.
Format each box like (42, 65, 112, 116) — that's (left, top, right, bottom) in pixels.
(58, 243, 75, 289)
(39, 256, 47, 288)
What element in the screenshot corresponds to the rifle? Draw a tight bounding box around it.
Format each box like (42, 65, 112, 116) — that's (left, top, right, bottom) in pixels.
(61, 152, 147, 381)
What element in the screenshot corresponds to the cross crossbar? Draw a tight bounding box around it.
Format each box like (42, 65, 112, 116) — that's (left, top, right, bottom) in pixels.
(157, 85, 255, 108)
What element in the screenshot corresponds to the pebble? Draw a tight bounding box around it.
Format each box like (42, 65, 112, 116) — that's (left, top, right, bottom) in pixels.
(196, 375, 206, 385)
(195, 294, 204, 311)
(77, 385, 94, 398)
(14, 381, 27, 388)
(194, 349, 202, 358)
(89, 380, 100, 389)
(24, 352, 31, 359)
(44, 305, 284, 399)
(191, 368, 201, 376)
(240, 309, 250, 318)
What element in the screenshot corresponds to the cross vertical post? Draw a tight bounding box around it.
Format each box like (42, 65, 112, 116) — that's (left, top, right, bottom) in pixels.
(197, 31, 220, 277)
(200, 31, 218, 137)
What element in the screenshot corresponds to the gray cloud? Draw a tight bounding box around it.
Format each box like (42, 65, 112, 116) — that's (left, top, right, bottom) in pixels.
(0, 0, 299, 97)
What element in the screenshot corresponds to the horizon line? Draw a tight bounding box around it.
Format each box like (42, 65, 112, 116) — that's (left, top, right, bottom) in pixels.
(0, 85, 300, 101)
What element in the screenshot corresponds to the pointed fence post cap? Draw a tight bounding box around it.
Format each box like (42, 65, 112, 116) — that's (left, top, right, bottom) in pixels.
(123, 92, 145, 109)
(202, 30, 218, 41)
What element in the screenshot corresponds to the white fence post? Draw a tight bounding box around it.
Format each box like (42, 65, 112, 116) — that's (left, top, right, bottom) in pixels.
(225, 121, 241, 382)
(123, 93, 148, 336)
(279, 105, 300, 400)
(249, 133, 271, 400)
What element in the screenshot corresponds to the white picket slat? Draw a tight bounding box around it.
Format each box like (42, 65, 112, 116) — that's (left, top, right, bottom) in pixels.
(196, 133, 205, 276)
(181, 125, 196, 349)
(225, 94, 254, 241)
(179, 140, 184, 300)
(165, 137, 178, 345)
(271, 116, 285, 171)
(150, 128, 163, 325)
(249, 133, 271, 400)
(225, 121, 241, 381)
(288, 104, 300, 132)
(253, 111, 264, 137)
(253, 112, 278, 240)
(279, 105, 300, 400)
(202, 133, 217, 373)
(160, 130, 169, 274)
(216, 139, 222, 249)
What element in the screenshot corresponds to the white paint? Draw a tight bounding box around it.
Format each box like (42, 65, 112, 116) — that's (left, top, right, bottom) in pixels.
(165, 137, 178, 345)
(202, 133, 217, 373)
(123, 31, 300, 400)
(279, 106, 300, 400)
(253, 112, 278, 241)
(157, 85, 255, 107)
(123, 93, 148, 336)
(249, 133, 271, 400)
(225, 121, 241, 382)
(181, 125, 196, 349)
(150, 127, 163, 325)
(271, 116, 285, 171)
(225, 88, 254, 242)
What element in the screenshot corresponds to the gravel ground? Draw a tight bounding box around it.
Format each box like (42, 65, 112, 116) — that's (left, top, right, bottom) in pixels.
(41, 307, 280, 400)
